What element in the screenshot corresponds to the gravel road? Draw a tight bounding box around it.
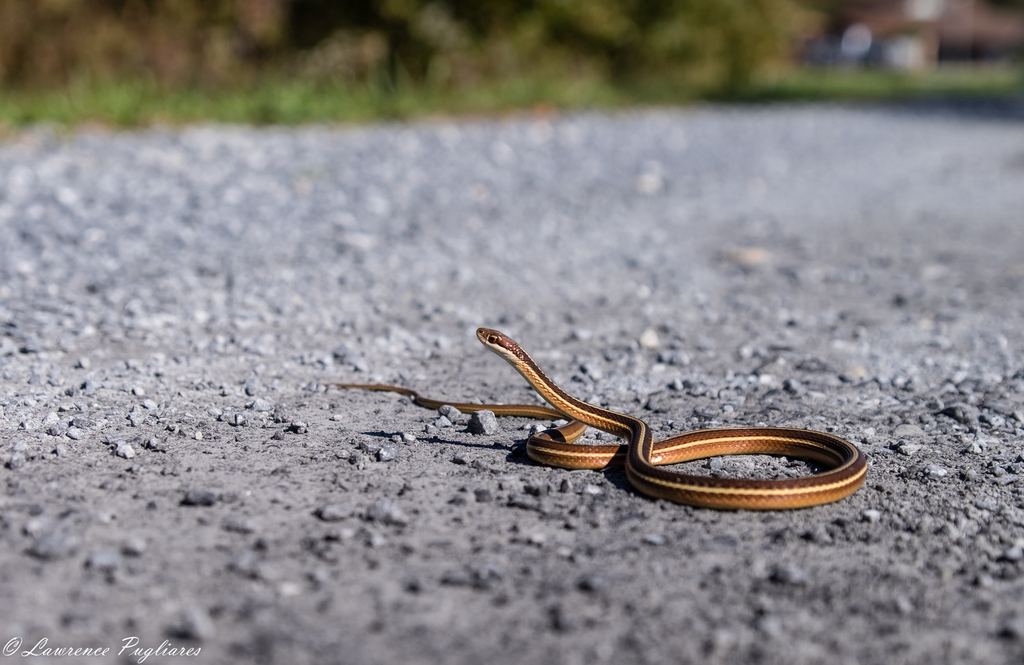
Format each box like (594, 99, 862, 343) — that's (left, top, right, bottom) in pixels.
(2, 102, 1024, 664)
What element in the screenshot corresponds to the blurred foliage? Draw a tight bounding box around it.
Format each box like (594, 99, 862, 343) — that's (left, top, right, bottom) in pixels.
(0, 0, 810, 94)
(3, 61, 1019, 130)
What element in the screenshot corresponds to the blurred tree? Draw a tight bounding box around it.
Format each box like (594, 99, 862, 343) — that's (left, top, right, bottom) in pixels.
(0, 0, 288, 87)
(0, 0, 809, 92)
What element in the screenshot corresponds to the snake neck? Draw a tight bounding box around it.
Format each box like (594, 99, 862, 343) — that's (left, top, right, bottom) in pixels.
(512, 348, 649, 448)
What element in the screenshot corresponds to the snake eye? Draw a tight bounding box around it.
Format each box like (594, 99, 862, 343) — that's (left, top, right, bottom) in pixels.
(487, 334, 499, 344)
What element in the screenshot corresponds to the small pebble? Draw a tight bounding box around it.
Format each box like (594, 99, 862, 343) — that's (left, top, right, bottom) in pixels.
(29, 530, 81, 560)
(438, 405, 462, 421)
(527, 423, 547, 436)
(643, 534, 666, 546)
(963, 440, 986, 454)
(468, 410, 498, 435)
(181, 490, 217, 506)
(358, 441, 381, 455)
(65, 426, 85, 440)
(582, 484, 603, 496)
(250, 398, 272, 412)
(769, 563, 810, 585)
(474, 488, 493, 503)
(222, 518, 256, 534)
(122, 536, 147, 556)
(999, 618, 1024, 640)
(572, 328, 593, 342)
(365, 499, 409, 526)
(95, 509, 117, 524)
(755, 616, 784, 638)
(115, 441, 136, 459)
(638, 328, 660, 350)
(168, 607, 215, 642)
(441, 569, 473, 586)
(8, 451, 26, 469)
(940, 403, 979, 425)
(23, 515, 51, 537)
(433, 415, 453, 428)
(657, 351, 689, 367)
(975, 498, 1000, 511)
(86, 549, 123, 571)
(893, 424, 926, 438)
(801, 525, 832, 544)
(862, 509, 882, 523)
(924, 464, 948, 479)
(895, 442, 922, 456)
(377, 443, 399, 462)
(577, 574, 607, 592)
(228, 548, 258, 576)
(840, 366, 868, 382)
(316, 504, 351, 522)
(524, 483, 547, 497)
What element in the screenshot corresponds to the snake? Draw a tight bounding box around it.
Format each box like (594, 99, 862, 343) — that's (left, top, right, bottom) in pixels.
(332, 327, 866, 509)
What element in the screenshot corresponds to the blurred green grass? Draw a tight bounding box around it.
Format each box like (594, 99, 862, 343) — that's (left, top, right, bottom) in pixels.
(1, 65, 1020, 130)
(744, 65, 1024, 101)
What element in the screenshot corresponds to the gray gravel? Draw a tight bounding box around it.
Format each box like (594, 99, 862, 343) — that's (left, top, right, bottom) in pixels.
(2, 103, 1024, 664)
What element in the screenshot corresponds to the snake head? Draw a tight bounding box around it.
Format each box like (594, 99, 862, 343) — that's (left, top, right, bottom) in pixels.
(476, 328, 526, 363)
(476, 327, 511, 349)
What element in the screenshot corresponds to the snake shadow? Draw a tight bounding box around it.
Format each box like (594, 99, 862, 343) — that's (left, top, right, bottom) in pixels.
(358, 429, 530, 457)
(359, 429, 641, 483)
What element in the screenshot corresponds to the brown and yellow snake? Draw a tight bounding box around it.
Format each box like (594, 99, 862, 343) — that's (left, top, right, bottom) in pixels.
(333, 328, 866, 509)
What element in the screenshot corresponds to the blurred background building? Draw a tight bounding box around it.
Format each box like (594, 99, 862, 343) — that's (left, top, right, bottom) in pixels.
(804, 0, 1024, 69)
